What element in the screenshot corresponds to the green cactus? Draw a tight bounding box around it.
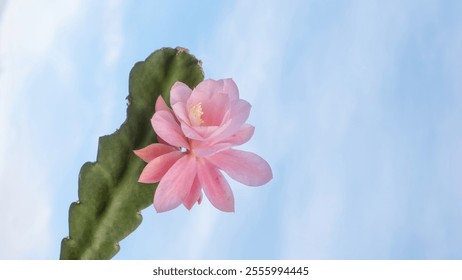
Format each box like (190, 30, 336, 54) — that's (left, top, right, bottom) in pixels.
(60, 47, 204, 260)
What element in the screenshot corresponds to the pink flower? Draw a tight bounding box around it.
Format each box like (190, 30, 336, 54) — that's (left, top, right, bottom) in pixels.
(134, 79, 272, 212)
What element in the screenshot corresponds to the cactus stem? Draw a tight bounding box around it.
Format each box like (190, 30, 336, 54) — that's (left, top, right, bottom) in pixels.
(59, 47, 204, 260)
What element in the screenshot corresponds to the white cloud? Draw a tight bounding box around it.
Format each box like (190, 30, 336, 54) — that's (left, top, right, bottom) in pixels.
(278, 0, 462, 259)
(97, 0, 126, 134)
(200, 0, 295, 102)
(278, 1, 412, 258)
(103, 0, 124, 67)
(179, 205, 221, 259)
(0, 0, 85, 258)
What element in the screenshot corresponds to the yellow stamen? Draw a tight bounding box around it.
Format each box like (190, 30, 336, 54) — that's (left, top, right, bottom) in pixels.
(189, 102, 204, 126)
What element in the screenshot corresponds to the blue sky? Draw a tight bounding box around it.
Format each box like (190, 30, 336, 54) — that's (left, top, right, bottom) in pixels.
(1, 0, 461, 259)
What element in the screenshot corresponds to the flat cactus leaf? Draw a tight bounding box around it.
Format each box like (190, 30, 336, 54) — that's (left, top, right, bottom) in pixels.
(60, 47, 204, 260)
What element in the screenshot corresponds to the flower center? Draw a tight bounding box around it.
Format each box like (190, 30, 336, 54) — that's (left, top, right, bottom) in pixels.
(189, 102, 204, 126)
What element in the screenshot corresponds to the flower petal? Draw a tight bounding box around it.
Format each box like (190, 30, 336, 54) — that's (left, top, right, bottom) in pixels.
(180, 122, 205, 141)
(227, 99, 251, 132)
(155, 95, 170, 112)
(154, 96, 175, 145)
(187, 79, 220, 111)
(223, 78, 239, 101)
(193, 79, 221, 96)
(172, 102, 191, 126)
(209, 100, 251, 142)
(193, 142, 231, 158)
(200, 92, 229, 126)
(207, 149, 272, 186)
(197, 159, 234, 212)
(192, 124, 254, 157)
(221, 124, 255, 146)
(138, 151, 183, 184)
(180, 123, 221, 141)
(183, 176, 202, 210)
(154, 155, 197, 212)
(134, 143, 177, 163)
(170, 81, 192, 105)
(197, 192, 203, 204)
(191, 125, 219, 139)
(152, 110, 190, 149)
(138, 151, 183, 183)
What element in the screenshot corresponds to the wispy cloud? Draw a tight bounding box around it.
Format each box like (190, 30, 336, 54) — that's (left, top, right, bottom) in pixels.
(0, 0, 85, 258)
(280, 0, 412, 258)
(97, 0, 126, 134)
(280, 0, 462, 259)
(103, 0, 124, 67)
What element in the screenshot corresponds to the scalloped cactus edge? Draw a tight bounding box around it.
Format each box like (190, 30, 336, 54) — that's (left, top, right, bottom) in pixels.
(60, 47, 204, 260)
